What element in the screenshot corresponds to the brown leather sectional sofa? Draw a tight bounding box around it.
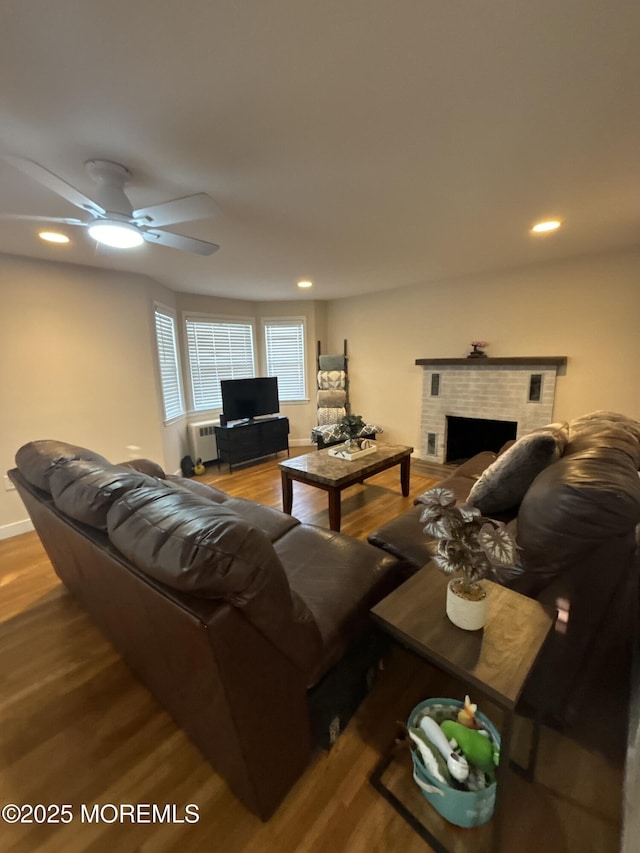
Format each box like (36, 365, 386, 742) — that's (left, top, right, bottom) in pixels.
(8, 440, 403, 820)
(8, 412, 640, 818)
(369, 411, 640, 724)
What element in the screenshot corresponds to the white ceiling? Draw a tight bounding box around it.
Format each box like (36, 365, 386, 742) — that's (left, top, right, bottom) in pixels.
(1, 1, 639, 301)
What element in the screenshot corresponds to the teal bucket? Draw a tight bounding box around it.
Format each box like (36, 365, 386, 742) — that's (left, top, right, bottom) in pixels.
(408, 697, 500, 828)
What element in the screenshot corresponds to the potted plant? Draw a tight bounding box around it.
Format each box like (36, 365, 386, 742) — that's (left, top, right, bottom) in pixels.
(339, 413, 366, 451)
(417, 487, 519, 630)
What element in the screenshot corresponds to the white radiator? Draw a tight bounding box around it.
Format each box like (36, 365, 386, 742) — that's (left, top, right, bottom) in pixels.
(187, 419, 219, 463)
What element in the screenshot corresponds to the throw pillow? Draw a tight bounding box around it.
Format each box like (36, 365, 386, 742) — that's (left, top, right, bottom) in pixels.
(467, 427, 568, 514)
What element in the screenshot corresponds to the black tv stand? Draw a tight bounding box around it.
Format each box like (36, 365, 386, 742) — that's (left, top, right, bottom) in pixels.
(215, 415, 289, 472)
(229, 415, 280, 427)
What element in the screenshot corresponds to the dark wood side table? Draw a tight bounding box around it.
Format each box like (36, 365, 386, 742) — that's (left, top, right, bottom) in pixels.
(278, 443, 412, 532)
(370, 563, 554, 852)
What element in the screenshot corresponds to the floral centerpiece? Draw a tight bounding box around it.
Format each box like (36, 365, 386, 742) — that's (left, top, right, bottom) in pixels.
(338, 413, 366, 449)
(417, 486, 519, 627)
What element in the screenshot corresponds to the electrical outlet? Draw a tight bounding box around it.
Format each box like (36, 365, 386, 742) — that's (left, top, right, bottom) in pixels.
(4, 475, 15, 492)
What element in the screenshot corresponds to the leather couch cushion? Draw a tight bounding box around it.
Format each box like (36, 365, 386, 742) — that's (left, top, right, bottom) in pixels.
(166, 475, 229, 503)
(568, 410, 640, 447)
(467, 425, 568, 513)
(15, 439, 111, 494)
(166, 479, 300, 541)
(120, 458, 167, 479)
(107, 487, 321, 675)
(274, 524, 401, 685)
(49, 459, 162, 530)
(108, 486, 286, 598)
(367, 504, 431, 571)
(224, 497, 299, 542)
(517, 415, 640, 578)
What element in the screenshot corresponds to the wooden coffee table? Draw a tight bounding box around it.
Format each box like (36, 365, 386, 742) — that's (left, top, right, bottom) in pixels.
(278, 443, 413, 532)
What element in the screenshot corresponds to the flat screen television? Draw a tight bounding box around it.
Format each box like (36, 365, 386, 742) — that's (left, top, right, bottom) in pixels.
(221, 377, 280, 422)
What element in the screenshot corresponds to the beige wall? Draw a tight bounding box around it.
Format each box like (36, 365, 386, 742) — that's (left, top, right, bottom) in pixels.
(0, 253, 173, 536)
(325, 248, 640, 452)
(0, 257, 325, 535)
(3, 246, 639, 536)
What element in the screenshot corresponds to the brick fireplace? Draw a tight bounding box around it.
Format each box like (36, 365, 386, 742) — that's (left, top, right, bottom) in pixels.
(416, 357, 567, 463)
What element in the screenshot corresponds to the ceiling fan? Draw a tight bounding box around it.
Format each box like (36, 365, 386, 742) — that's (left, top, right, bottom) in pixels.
(0, 155, 220, 255)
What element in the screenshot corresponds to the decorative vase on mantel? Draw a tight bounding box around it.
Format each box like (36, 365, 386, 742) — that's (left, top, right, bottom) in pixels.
(446, 578, 488, 631)
(467, 340, 489, 359)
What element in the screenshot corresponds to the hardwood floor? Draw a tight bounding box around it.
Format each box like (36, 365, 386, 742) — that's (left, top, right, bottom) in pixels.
(0, 448, 628, 852)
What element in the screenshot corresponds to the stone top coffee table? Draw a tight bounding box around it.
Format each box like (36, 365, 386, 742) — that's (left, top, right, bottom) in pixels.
(278, 443, 413, 532)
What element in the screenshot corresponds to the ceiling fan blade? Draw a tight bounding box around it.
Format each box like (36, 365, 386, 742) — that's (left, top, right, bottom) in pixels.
(143, 229, 220, 256)
(0, 213, 86, 226)
(2, 155, 105, 216)
(133, 193, 220, 227)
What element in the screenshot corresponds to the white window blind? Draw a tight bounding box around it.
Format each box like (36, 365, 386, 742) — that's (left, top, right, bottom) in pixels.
(264, 318, 306, 401)
(186, 317, 256, 410)
(154, 308, 184, 421)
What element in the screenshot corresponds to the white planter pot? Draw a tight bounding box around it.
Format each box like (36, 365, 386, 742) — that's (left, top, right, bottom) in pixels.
(446, 580, 488, 631)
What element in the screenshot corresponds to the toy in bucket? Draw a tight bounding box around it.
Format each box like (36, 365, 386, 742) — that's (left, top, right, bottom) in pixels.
(407, 696, 500, 828)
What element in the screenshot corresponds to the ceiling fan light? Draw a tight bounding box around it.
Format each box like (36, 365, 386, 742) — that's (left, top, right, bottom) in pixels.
(88, 219, 144, 249)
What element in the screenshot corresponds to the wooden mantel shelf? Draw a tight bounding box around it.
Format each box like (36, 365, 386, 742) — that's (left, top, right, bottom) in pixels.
(415, 356, 568, 368)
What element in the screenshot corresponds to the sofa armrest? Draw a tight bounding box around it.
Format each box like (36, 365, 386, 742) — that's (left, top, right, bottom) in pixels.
(369, 451, 499, 571)
(368, 504, 430, 572)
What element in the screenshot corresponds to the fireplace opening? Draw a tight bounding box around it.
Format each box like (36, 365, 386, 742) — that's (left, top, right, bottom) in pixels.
(446, 415, 517, 463)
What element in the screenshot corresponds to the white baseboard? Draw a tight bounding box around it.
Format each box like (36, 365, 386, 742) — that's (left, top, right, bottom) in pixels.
(289, 439, 315, 447)
(0, 518, 34, 541)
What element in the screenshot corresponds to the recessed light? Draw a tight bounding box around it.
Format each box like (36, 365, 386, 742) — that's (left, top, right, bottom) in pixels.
(297, 280, 313, 289)
(38, 231, 70, 244)
(531, 220, 562, 234)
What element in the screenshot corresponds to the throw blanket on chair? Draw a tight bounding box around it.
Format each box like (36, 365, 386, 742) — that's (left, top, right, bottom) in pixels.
(311, 423, 384, 444)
